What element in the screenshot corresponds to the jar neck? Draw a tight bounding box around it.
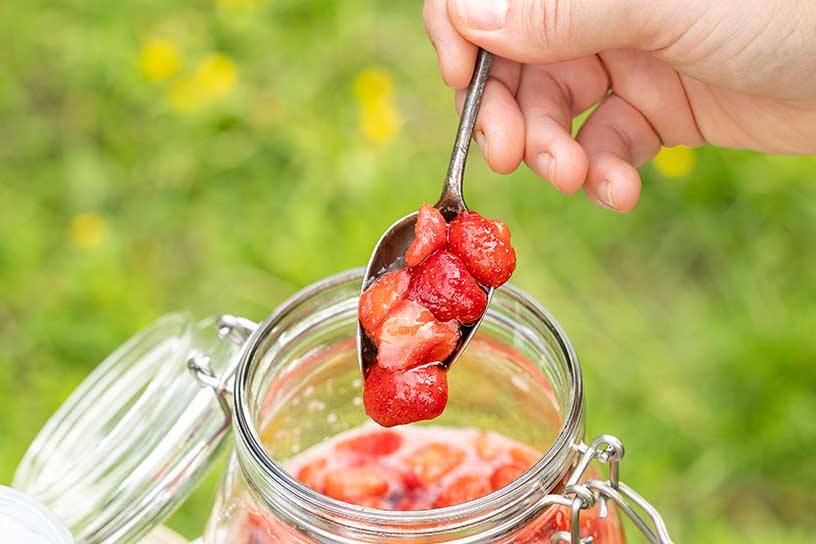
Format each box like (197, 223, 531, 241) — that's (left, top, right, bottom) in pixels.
(232, 269, 585, 542)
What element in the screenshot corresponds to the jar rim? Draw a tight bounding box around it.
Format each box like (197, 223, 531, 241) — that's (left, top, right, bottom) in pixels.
(232, 267, 585, 528)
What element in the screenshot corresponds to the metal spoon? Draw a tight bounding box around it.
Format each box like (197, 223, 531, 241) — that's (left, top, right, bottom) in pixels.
(357, 48, 495, 375)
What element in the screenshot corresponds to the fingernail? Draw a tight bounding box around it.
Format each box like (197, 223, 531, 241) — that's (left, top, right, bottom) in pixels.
(456, 0, 507, 30)
(596, 180, 619, 211)
(475, 129, 488, 160)
(536, 153, 557, 187)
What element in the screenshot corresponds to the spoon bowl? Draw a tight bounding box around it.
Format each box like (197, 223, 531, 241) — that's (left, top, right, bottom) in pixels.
(358, 49, 495, 376)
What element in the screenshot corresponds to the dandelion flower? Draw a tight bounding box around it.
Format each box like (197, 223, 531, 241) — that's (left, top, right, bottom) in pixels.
(139, 39, 181, 82)
(195, 53, 238, 100)
(69, 213, 107, 249)
(653, 146, 695, 177)
(353, 67, 394, 105)
(359, 97, 402, 145)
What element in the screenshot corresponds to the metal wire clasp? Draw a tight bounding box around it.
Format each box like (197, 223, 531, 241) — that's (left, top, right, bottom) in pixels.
(186, 314, 258, 420)
(550, 435, 673, 544)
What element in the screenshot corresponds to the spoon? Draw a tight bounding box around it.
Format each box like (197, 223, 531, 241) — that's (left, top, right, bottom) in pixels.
(358, 48, 495, 375)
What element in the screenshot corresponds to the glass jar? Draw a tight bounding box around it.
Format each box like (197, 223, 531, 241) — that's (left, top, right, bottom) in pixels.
(13, 269, 671, 544)
(203, 270, 669, 543)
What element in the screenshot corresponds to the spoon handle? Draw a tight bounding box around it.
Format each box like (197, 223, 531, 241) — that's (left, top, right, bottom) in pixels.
(438, 48, 495, 216)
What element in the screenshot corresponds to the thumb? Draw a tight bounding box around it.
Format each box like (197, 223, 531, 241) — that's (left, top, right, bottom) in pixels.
(446, 0, 669, 63)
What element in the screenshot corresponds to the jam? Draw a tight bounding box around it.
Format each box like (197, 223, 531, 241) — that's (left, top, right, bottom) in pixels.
(359, 205, 517, 426)
(238, 426, 624, 543)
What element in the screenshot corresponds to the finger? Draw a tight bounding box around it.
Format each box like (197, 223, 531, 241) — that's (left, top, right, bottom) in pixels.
(455, 78, 525, 174)
(576, 94, 662, 212)
(599, 49, 704, 147)
(489, 56, 522, 96)
(445, 0, 666, 64)
(517, 57, 610, 193)
(423, 0, 478, 89)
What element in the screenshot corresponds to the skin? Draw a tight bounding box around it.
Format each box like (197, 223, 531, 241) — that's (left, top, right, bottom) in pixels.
(423, 0, 816, 212)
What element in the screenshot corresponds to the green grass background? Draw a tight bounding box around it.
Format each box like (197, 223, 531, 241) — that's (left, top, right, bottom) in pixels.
(1, 0, 815, 541)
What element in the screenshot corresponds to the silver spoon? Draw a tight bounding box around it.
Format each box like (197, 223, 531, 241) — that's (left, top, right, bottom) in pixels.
(357, 48, 495, 375)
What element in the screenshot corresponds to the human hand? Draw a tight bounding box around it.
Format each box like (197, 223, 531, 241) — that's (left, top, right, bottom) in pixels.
(423, 0, 816, 212)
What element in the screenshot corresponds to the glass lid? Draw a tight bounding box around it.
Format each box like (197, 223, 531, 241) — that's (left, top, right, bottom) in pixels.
(13, 313, 240, 544)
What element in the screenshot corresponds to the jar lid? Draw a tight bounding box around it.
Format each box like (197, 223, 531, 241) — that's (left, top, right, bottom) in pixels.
(0, 486, 74, 543)
(13, 313, 240, 544)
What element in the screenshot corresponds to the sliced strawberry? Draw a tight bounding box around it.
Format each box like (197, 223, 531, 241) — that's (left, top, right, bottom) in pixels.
(580, 503, 626, 542)
(335, 430, 403, 456)
(363, 364, 448, 427)
(395, 496, 433, 511)
(448, 210, 516, 288)
(358, 269, 411, 335)
(433, 474, 491, 508)
(374, 300, 460, 370)
(245, 511, 276, 544)
(509, 446, 540, 467)
(406, 203, 447, 267)
(407, 250, 487, 324)
(405, 442, 465, 484)
(295, 458, 327, 492)
(474, 431, 505, 460)
(425, 319, 460, 363)
(514, 506, 569, 542)
(489, 461, 529, 491)
(324, 464, 389, 503)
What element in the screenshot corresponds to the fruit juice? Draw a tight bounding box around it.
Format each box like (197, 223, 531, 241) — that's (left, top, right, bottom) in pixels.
(238, 425, 624, 543)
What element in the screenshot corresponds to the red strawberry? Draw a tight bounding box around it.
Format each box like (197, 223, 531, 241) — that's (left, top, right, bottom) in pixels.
(374, 300, 460, 370)
(425, 319, 460, 363)
(447, 211, 516, 288)
(406, 203, 447, 267)
(358, 269, 411, 335)
(407, 250, 487, 324)
(433, 474, 491, 508)
(336, 430, 403, 456)
(489, 462, 529, 491)
(324, 464, 389, 503)
(296, 458, 327, 492)
(404, 442, 465, 484)
(363, 364, 448, 427)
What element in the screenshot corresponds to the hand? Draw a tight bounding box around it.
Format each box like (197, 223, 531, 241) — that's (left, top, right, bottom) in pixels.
(423, 0, 816, 212)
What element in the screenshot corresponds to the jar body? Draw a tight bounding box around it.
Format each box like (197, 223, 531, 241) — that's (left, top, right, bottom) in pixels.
(204, 270, 624, 543)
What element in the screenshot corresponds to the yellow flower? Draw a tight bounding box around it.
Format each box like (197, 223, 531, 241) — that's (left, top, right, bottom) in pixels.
(216, 0, 259, 12)
(166, 53, 238, 113)
(69, 213, 107, 249)
(353, 67, 394, 105)
(653, 146, 695, 177)
(195, 54, 237, 100)
(167, 76, 206, 114)
(139, 39, 181, 82)
(359, 97, 403, 145)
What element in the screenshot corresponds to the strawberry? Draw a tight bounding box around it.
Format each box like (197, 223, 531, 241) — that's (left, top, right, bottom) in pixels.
(404, 442, 465, 485)
(363, 364, 448, 427)
(324, 464, 389, 503)
(433, 474, 491, 508)
(407, 250, 487, 324)
(295, 458, 327, 492)
(358, 269, 411, 335)
(373, 300, 460, 370)
(336, 430, 403, 456)
(489, 462, 529, 491)
(406, 203, 447, 267)
(509, 446, 540, 467)
(514, 506, 569, 542)
(425, 319, 460, 363)
(447, 210, 516, 288)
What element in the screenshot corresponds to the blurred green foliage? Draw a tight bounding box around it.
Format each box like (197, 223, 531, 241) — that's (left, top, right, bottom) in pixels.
(1, 0, 815, 542)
